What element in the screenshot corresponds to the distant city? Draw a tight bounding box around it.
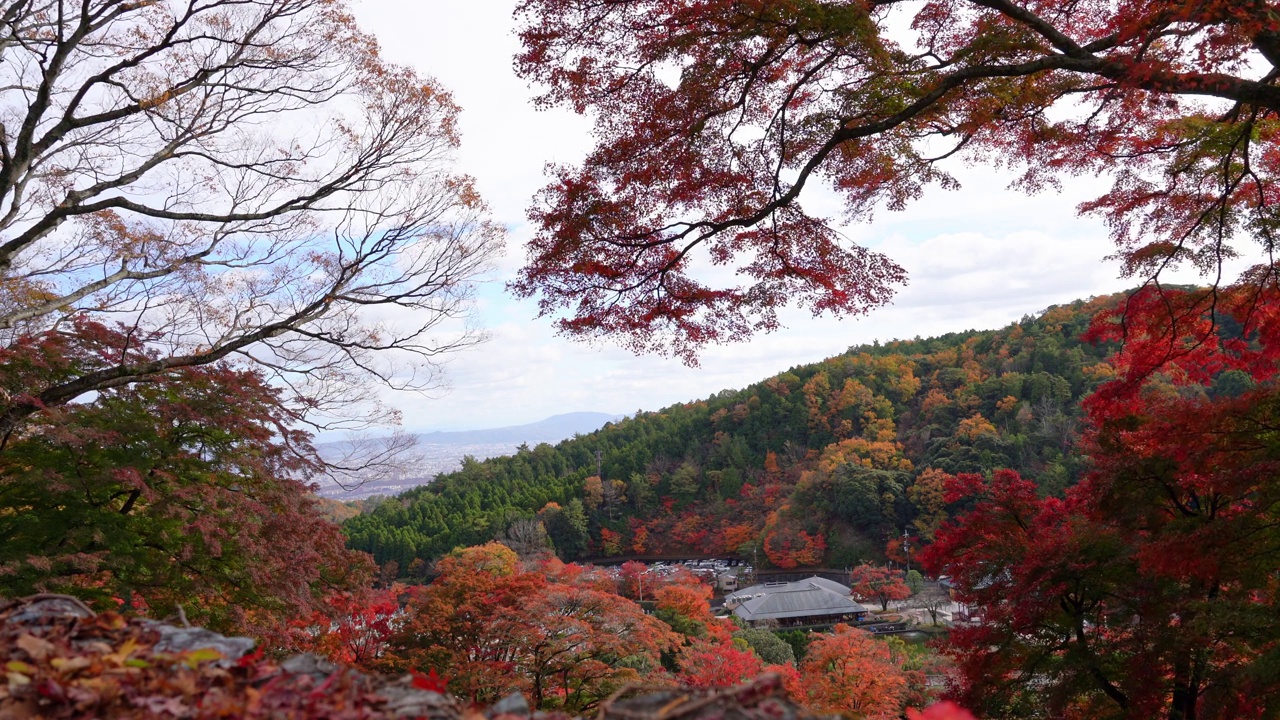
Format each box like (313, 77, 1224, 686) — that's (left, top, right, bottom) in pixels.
(312, 412, 623, 500)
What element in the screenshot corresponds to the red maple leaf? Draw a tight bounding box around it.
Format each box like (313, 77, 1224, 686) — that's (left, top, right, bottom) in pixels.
(411, 669, 448, 693)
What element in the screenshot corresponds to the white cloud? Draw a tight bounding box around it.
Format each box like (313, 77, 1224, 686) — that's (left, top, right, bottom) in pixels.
(370, 225, 1132, 432)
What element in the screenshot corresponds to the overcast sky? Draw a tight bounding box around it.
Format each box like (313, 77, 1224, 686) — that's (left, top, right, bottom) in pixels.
(345, 0, 1146, 433)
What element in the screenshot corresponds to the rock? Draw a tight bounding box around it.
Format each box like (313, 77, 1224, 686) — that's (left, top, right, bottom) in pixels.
(380, 674, 465, 720)
(489, 691, 531, 717)
(279, 652, 341, 681)
(1, 594, 94, 629)
(142, 621, 256, 664)
(600, 674, 837, 720)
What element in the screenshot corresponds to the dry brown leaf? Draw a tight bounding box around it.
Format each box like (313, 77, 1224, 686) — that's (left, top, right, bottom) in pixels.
(14, 635, 53, 662)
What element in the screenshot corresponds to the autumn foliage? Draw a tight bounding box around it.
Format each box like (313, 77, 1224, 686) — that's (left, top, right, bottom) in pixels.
(513, 0, 1280, 363)
(387, 543, 679, 712)
(14, 4, 1280, 720)
(800, 625, 910, 720)
(0, 597, 449, 720)
(0, 327, 373, 645)
(925, 287, 1280, 717)
(288, 587, 401, 672)
(849, 565, 913, 613)
(677, 642, 764, 689)
(349, 296, 1117, 570)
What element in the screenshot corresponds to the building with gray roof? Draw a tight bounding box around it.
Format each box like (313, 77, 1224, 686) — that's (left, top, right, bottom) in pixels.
(726, 576, 869, 627)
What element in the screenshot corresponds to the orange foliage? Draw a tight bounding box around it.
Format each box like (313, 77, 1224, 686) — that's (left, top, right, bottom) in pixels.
(629, 519, 650, 554)
(631, 527, 650, 553)
(955, 413, 997, 441)
(653, 583, 713, 624)
(920, 389, 951, 418)
(1082, 362, 1116, 380)
(583, 475, 604, 510)
(885, 537, 909, 566)
(803, 372, 833, 434)
(720, 523, 758, 553)
(391, 544, 677, 710)
(763, 451, 780, 474)
(765, 662, 804, 699)
(599, 527, 622, 556)
(800, 625, 908, 719)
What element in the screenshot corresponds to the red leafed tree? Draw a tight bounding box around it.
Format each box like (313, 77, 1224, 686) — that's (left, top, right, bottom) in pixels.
(677, 639, 764, 688)
(491, 584, 678, 710)
(617, 560, 649, 600)
(921, 286, 1280, 717)
(291, 587, 401, 672)
(599, 527, 623, 556)
(763, 509, 827, 569)
(762, 662, 804, 701)
(849, 564, 912, 612)
(923, 287, 1280, 719)
(513, 0, 1280, 362)
(800, 624, 909, 720)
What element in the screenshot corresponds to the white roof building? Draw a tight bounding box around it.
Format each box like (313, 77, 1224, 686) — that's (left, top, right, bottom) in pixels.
(726, 576, 869, 625)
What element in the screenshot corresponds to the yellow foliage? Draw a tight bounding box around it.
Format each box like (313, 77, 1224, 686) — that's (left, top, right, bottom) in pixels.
(816, 437, 912, 473)
(956, 413, 998, 440)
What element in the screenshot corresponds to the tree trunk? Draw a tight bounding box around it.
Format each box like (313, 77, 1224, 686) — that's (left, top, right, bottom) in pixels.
(1168, 657, 1196, 720)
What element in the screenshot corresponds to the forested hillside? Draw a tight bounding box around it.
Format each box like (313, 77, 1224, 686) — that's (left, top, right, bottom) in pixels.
(345, 293, 1123, 571)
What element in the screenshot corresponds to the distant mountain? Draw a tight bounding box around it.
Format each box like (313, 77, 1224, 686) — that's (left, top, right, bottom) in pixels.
(313, 412, 623, 501)
(409, 412, 625, 446)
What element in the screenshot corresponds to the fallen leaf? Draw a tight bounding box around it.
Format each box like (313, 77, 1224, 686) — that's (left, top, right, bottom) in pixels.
(141, 695, 188, 716)
(106, 638, 139, 666)
(181, 648, 222, 669)
(15, 634, 55, 662)
(50, 656, 91, 673)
